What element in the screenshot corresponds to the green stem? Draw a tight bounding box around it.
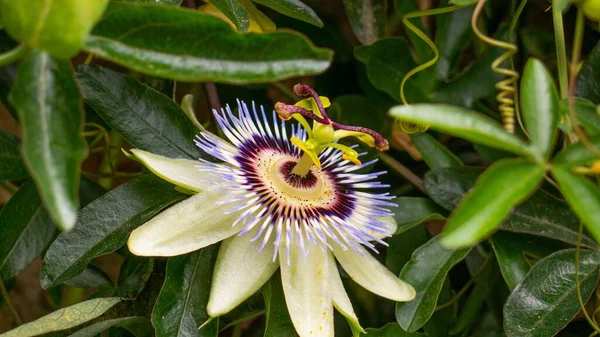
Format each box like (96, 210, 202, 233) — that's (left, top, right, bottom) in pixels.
(0, 278, 22, 325)
(552, 3, 569, 99)
(378, 152, 424, 193)
(0, 44, 28, 68)
(435, 252, 493, 311)
(575, 222, 600, 333)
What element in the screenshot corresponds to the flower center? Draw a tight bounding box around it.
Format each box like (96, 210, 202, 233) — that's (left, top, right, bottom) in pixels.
(260, 156, 337, 208)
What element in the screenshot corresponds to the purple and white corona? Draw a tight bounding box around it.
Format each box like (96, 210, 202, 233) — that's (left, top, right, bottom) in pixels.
(127, 84, 415, 337)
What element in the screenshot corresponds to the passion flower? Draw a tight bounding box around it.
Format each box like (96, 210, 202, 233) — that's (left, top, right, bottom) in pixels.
(127, 84, 415, 337)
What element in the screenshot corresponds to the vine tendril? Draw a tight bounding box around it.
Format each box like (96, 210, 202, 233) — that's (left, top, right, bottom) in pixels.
(471, 0, 518, 134)
(398, 5, 467, 133)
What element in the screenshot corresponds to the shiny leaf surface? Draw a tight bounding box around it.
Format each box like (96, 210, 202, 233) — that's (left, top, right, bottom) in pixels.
(520, 58, 559, 159)
(40, 175, 185, 289)
(76, 65, 203, 160)
(389, 104, 535, 159)
(253, 0, 323, 27)
(84, 2, 332, 84)
(441, 159, 545, 248)
(504, 249, 600, 337)
(395, 236, 471, 332)
(0, 181, 54, 281)
(343, 0, 386, 45)
(0, 130, 28, 180)
(424, 167, 598, 248)
(10, 50, 87, 231)
(151, 247, 219, 337)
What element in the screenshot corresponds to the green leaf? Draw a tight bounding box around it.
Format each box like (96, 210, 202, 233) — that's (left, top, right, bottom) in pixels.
(395, 236, 471, 332)
(124, 0, 182, 5)
(392, 197, 446, 234)
(430, 26, 507, 108)
(424, 167, 598, 248)
(389, 104, 535, 159)
(252, 0, 323, 27)
(263, 273, 298, 337)
(552, 166, 600, 244)
(64, 264, 114, 289)
(440, 159, 545, 248)
(392, 0, 431, 64)
(67, 317, 153, 337)
(520, 58, 559, 159)
(386, 226, 430, 275)
(490, 231, 566, 289)
(0, 181, 54, 281)
(354, 38, 425, 103)
(84, 2, 332, 84)
(433, 4, 474, 81)
(76, 65, 203, 160)
(1, 297, 125, 337)
(560, 98, 600, 135)
(0, 130, 28, 180)
(116, 254, 153, 297)
(40, 174, 186, 289)
(10, 50, 87, 231)
(0, 0, 108, 58)
(451, 256, 500, 335)
(328, 95, 389, 137)
(576, 40, 600, 104)
(503, 249, 600, 337)
(409, 133, 462, 169)
(211, 0, 250, 32)
(364, 323, 424, 336)
(151, 247, 219, 337)
(343, 0, 386, 45)
(449, 0, 478, 5)
(551, 136, 600, 167)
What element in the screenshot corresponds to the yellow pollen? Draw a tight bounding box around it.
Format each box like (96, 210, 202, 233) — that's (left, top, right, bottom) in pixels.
(317, 269, 323, 276)
(342, 153, 362, 166)
(323, 189, 331, 195)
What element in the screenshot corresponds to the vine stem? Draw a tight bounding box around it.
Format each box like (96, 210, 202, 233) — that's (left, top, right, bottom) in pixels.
(378, 152, 424, 193)
(435, 252, 493, 311)
(0, 278, 22, 325)
(0, 44, 28, 68)
(575, 222, 600, 333)
(552, 2, 569, 99)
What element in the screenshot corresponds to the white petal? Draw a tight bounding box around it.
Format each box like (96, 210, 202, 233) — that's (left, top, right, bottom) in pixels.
(327, 252, 364, 336)
(128, 188, 242, 257)
(332, 243, 415, 302)
(373, 216, 397, 239)
(130, 149, 211, 192)
(280, 245, 333, 337)
(207, 231, 279, 317)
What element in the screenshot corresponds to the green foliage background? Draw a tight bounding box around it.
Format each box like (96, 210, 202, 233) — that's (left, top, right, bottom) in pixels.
(1, 0, 600, 336)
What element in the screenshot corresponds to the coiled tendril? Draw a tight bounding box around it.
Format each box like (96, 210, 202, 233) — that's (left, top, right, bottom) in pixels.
(471, 0, 519, 134)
